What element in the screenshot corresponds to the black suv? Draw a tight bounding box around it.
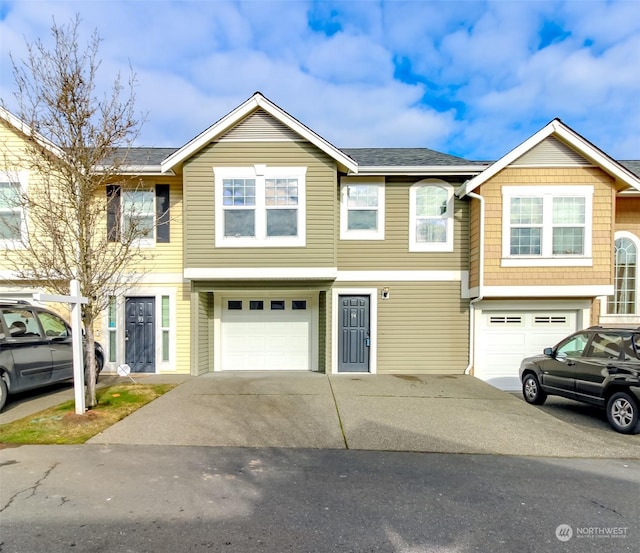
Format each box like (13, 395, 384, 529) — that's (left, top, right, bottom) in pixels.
(0, 301, 104, 411)
(519, 326, 640, 433)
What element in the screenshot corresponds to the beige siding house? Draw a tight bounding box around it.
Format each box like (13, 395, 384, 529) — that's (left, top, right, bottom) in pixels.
(1, 94, 639, 391)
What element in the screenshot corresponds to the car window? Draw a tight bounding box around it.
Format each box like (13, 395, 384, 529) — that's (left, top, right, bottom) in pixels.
(627, 334, 640, 361)
(37, 311, 70, 338)
(587, 332, 623, 359)
(556, 332, 590, 358)
(1, 307, 43, 341)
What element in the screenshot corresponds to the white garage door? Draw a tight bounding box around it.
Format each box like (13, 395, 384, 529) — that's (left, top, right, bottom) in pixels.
(221, 296, 312, 371)
(476, 310, 578, 391)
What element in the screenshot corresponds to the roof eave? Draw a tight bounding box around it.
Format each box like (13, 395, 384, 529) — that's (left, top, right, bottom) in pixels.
(458, 119, 640, 198)
(350, 165, 486, 177)
(160, 92, 358, 174)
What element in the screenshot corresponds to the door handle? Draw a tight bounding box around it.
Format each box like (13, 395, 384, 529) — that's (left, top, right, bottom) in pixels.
(125, 329, 130, 342)
(566, 360, 575, 366)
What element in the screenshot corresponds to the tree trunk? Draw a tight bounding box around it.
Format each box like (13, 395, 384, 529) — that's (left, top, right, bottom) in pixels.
(84, 321, 98, 409)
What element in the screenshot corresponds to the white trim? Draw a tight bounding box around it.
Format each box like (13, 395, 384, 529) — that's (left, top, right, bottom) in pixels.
(331, 287, 378, 374)
(482, 285, 614, 297)
(102, 287, 178, 374)
(602, 230, 640, 316)
(339, 177, 385, 240)
(501, 185, 593, 265)
(161, 93, 358, 173)
(337, 270, 465, 282)
(214, 165, 307, 248)
(0, 170, 28, 249)
(409, 179, 454, 252)
(185, 267, 337, 280)
(458, 119, 640, 197)
(352, 165, 485, 176)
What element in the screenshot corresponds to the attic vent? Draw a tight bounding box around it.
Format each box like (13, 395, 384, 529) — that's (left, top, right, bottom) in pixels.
(218, 109, 302, 142)
(512, 136, 592, 167)
(534, 316, 568, 324)
(489, 316, 522, 325)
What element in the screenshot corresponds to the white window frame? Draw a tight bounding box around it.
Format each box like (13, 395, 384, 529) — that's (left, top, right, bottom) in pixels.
(501, 185, 593, 267)
(340, 177, 385, 240)
(0, 170, 28, 249)
(605, 231, 640, 317)
(214, 165, 306, 248)
(121, 188, 156, 247)
(409, 179, 454, 252)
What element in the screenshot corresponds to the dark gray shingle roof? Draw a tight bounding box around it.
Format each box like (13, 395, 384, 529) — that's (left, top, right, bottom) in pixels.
(620, 160, 640, 178)
(340, 147, 482, 167)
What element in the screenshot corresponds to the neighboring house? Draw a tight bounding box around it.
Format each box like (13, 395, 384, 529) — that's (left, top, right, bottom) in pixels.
(1, 93, 638, 390)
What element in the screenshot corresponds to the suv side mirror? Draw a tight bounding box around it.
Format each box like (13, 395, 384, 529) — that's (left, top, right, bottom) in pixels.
(543, 347, 554, 357)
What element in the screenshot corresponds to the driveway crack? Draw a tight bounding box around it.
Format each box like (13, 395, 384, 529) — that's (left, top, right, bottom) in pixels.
(327, 376, 349, 449)
(0, 462, 59, 513)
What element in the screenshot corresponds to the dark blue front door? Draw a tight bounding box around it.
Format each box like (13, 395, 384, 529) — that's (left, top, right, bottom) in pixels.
(125, 297, 155, 373)
(338, 295, 370, 373)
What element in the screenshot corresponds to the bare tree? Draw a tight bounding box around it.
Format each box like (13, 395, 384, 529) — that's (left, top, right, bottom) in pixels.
(1, 15, 152, 408)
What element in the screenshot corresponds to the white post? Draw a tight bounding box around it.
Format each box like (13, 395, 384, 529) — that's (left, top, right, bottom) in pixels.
(70, 279, 86, 414)
(33, 279, 88, 415)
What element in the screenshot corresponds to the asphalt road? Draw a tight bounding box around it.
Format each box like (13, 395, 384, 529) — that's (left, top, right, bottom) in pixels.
(1, 445, 638, 553)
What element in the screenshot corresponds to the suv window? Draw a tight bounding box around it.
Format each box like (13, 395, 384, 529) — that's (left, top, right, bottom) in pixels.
(1, 307, 43, 341)
(556, 332, 590, 358)
(625, 334, 640, 361)
(587, 332, 624, 359)
(37, 310, 69, 338)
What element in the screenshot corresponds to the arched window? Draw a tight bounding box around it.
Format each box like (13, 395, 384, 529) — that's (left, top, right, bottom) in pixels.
(608, 234, 638, 315)
(409, 180, 453, 252)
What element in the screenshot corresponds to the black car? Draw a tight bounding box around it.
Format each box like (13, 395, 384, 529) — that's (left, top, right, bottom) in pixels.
(0, 301, 104, 411)
(519, 326, 640, 434)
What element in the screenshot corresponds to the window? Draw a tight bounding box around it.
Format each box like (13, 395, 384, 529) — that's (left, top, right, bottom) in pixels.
(2, 307, 43, 341)
(409, 180, 454, 252)
(0, 171, 27, 247)
(215, 166, 306, 247)
(608, 234, 638, 315)
(108, 296, 117, 363)
(502, 186, 593, 266)
(107, 184, 170, 244)
(292, 300, 307, 310)
(555, 332, 589, 358)
(270, 300, 285, 310)
(340, 177, 385, 240)
(228, 300, 243, 310)
(161, 295, 170, 362)
(250, 300, 264, 310)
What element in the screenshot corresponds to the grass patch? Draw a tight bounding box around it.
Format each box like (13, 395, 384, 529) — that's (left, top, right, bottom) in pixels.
(0, 383, 176, 445)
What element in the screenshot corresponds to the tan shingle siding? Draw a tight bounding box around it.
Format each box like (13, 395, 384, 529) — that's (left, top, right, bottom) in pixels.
(480, 167, 615, 287)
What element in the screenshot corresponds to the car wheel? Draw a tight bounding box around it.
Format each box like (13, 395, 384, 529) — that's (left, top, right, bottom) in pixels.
(0, 376, 7, 412)
(606, 392, 639, 434)
(522, 373, 547, 405)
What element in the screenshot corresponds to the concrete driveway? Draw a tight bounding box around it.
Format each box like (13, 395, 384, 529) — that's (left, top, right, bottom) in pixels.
(83, 372, 640, 458)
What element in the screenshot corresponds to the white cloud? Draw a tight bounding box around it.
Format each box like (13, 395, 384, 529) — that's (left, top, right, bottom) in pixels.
(0, 0, 638, 159)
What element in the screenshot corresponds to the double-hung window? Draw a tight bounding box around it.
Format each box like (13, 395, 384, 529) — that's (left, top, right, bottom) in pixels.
(409, 179, 454, 252)
(122, 189, 155, 244)
(501, 185, 593, 266)
(214, 166, 306, 247)
(340, 177, 385, 240)
(0, 171, 27, 248)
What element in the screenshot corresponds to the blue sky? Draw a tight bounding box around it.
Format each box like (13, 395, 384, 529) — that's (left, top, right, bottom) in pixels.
(1, 0, 639, 161)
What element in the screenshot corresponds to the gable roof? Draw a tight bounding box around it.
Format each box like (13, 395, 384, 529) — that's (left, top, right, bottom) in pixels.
(458, 118, 640, 197)
(161, 92, 358, 174)
(0, 105, 66, 160)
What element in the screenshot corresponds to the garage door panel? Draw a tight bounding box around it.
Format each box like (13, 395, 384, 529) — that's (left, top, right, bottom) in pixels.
(221, 296, 313, 371)
(476, 309, 578, 391)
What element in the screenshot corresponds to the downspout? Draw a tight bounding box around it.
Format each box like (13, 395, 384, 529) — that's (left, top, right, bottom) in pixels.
(464, 191, 485, 375)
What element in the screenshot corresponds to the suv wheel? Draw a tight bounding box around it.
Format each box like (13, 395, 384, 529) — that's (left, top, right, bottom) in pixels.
(606, 392, 639, 434)
(522, 373, 547, 405)
(0, 377, 7, 412)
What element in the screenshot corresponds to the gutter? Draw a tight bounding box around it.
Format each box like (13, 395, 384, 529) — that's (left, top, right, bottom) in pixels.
(464, 191, 485, 375)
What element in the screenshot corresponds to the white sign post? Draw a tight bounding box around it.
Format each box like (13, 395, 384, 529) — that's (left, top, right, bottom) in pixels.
(34, 279, 88, 414)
